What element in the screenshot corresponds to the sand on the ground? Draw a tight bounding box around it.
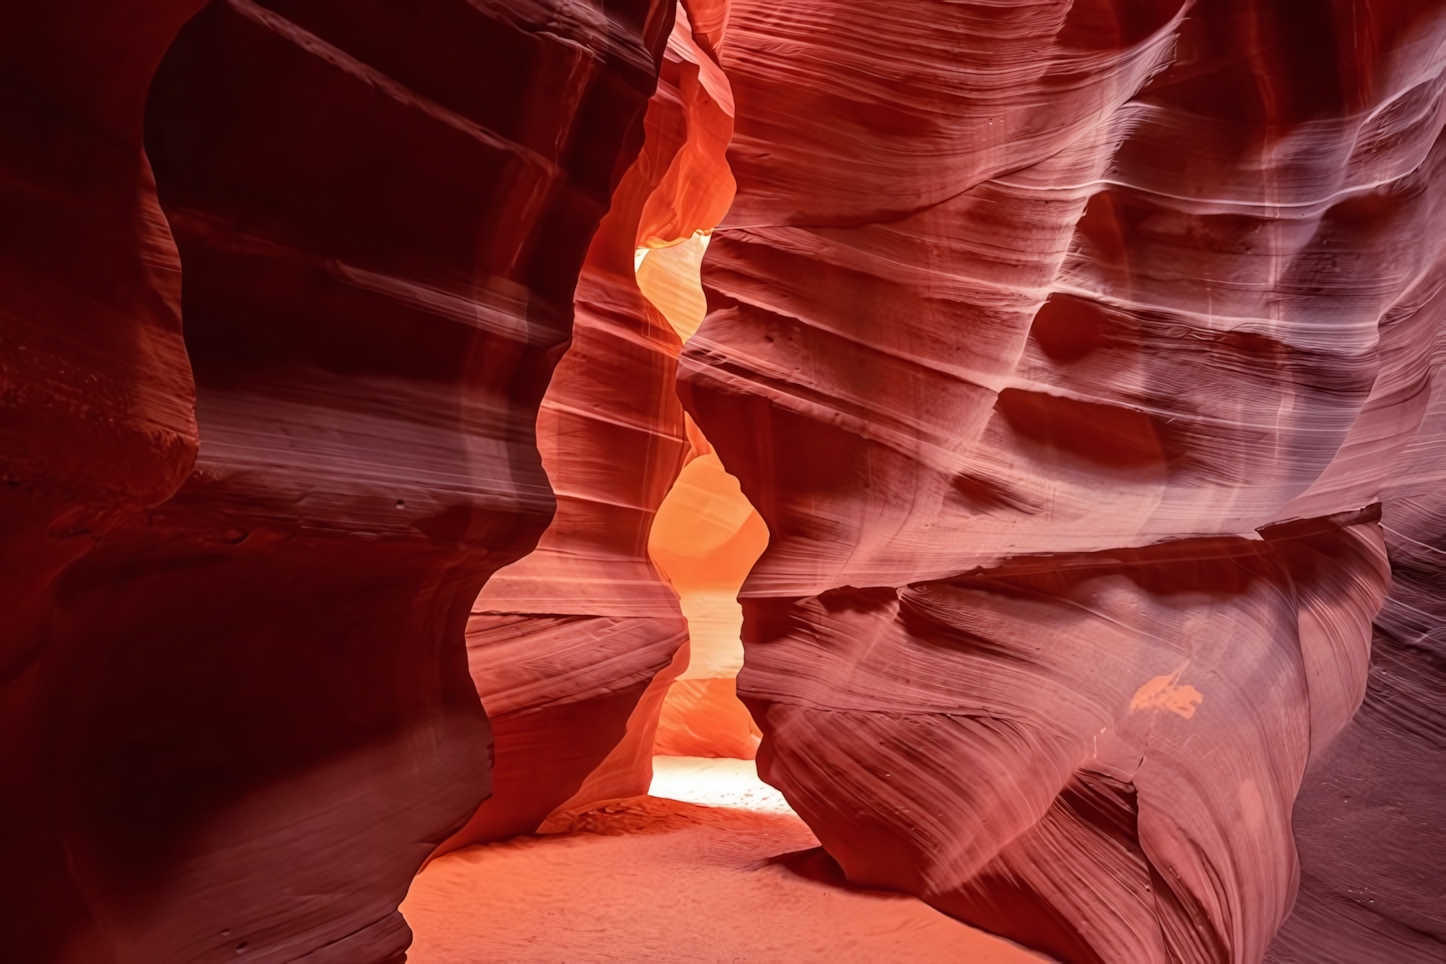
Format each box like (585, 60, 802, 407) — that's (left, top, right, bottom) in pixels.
(402, 757, 1052, 963)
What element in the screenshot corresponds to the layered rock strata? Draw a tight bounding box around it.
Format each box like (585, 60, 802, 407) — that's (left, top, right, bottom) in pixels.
(681, 1, 1446, 961)
(0, 0, 671, 960)
(450, 0, 737, 846)
(1267, 354, 1446, 961)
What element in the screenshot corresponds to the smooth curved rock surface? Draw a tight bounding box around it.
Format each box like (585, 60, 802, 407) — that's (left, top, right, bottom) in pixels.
(6, 1, 1444, 961)
(449, 0, 736, 848)
(0, 0, 671, 960)
(681, 1, 1446, 961)
(0, 2, 203, 957)
(1267, 353, 1446, 962)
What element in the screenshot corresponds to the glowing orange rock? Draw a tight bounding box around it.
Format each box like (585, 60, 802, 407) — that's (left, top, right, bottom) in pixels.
(447, 0, 742, 847)
(649, 436, 768, 758)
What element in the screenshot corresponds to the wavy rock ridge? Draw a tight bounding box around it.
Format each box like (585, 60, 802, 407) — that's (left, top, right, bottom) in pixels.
(0, 1, 672, 960)
(450, 0, 738, 846)
(681, 1, 1446, 961)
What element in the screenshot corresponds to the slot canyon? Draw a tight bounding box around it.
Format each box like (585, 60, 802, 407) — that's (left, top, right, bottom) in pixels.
(1, 0, 1443, 962)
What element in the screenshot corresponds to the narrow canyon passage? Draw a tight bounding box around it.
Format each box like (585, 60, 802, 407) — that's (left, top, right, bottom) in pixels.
(4, 1, 1444, 962)
(398, 189, 1041, 963)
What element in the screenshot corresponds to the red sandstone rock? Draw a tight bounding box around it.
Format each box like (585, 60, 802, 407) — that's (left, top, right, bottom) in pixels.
(680, 1, 1446, 961)
(1268, 368, 1446, 962)
(448, 0, 738, 848)
(5, 1, 1443, 961)
(1, 2, 205, 957)
(0, 1, 672, 960)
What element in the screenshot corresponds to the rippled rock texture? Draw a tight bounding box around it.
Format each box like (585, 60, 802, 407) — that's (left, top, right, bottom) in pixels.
(681, 1, 1446, 961)
(1270, 386, 1446, 963)
(442, 0, 738, 846)
(0, 1, 672, 960)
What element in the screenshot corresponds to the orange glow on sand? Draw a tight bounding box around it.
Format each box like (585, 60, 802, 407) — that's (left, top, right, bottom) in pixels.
(402, 760, 1053, 964)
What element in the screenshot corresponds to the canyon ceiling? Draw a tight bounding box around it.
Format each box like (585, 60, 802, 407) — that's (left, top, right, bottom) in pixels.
(1, 1, 1442, 962)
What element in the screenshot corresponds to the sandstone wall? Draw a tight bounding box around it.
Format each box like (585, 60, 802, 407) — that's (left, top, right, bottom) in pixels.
(680, 1, 1446, 960)
(0, 1, 672, 959)
(450, 0, 737, 845)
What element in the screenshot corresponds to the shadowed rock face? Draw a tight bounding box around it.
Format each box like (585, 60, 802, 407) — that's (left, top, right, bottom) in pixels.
(450, 0, 738, 845)
(680, 1, 1446, 961)
(1269, 379, 1446, 963)
(0, 0, 671, 960)
(0, 2, 204, 957)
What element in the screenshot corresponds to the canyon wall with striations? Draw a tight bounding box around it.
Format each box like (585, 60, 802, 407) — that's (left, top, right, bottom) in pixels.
(0, 0, 672, 960)
(1268, 346, 1446, 962)
(448, 0, 738, 847)
(680, 0, 1446, 961)
(4, 2, 1443, 962)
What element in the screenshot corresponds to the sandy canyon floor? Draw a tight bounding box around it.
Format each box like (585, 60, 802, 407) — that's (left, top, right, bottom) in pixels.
(402, 758, 1052, 963)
